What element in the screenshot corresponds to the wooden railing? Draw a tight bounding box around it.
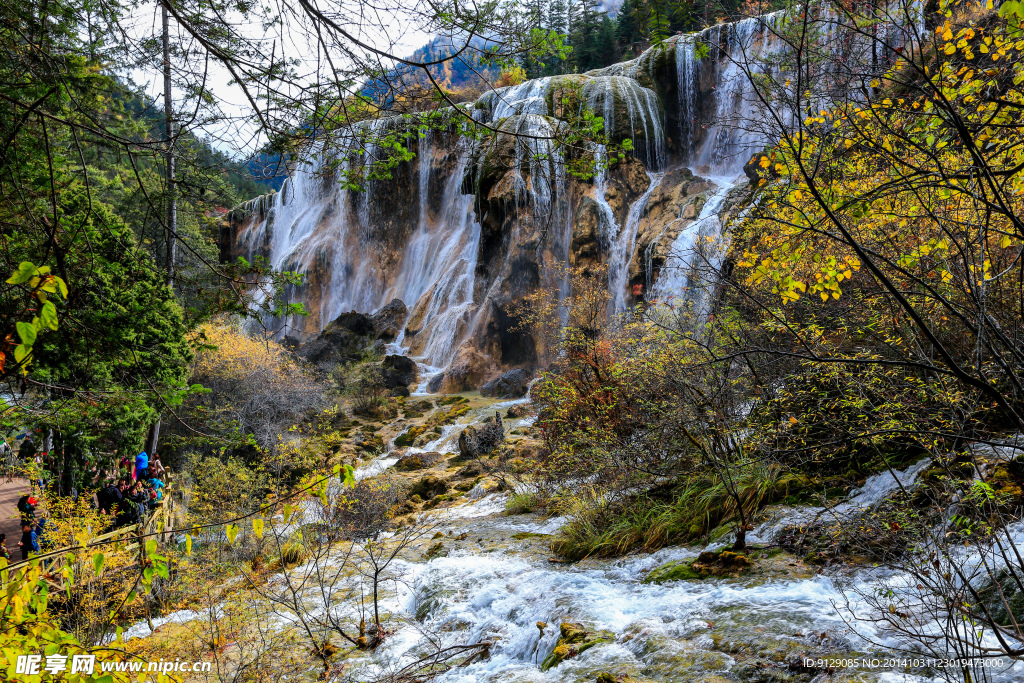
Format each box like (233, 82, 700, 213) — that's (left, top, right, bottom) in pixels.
(33, 476, 179, 592)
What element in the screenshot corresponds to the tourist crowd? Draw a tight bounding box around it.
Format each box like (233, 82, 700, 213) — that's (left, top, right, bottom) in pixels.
(0, 443, 168, 562)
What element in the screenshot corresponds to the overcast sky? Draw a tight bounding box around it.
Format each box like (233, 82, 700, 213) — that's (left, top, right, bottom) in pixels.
(126, 1, 433, 159)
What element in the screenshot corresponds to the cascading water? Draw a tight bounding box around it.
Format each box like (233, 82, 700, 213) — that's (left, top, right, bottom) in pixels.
(189, 7, 1024, 682)
(231, 0, 936, 374)
(650, 182, 733, 312)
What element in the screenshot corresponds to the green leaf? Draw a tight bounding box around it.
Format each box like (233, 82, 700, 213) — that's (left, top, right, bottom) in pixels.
(93, 552, 105, 576)
(145, 538, 157, 557)
(226, 524, 238, 544)
(253, 518, 264, 539)
(16, 321, 36, 347)
(185, 534, 192, 556)
(40, 301, 57, 331)
(6, 261, 37, 285)
(13, 345, 28, 363)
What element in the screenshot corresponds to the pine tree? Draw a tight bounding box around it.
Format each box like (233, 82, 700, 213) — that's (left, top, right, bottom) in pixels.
(548, 0, 569, 73)
(616, 0, 642, 56)
(524, 0, 550, 78)
(597, 15, 620, 67)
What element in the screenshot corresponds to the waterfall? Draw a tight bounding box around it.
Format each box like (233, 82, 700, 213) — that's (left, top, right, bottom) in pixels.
(230, 2, 930, 381)
(650, 182, 733, 314)
(583, 76, 666, 170)
(394, 138, 481, 367)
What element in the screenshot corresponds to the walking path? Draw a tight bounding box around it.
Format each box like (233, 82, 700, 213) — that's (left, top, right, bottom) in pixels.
(0, 476, 32, 543)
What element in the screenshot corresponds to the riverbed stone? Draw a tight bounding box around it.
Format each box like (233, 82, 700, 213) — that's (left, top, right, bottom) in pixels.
(408, 475, 449, 500)
(540, 622, 615, 671)
(506, 403, 532, 418)
(371, 299, 407, 340)
(457, 413, 504, 458)
(395, 451, 443, 472)
(480, 368, 532, 398)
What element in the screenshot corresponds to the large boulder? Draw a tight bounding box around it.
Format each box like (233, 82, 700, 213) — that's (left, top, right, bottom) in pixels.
(408, 475, 449, 500)
(297, 311, 375, 367)
(432, 344, 493, 394)
(458, 413, 504, 459)
(382, 354, 418, 390)
(480, 368, 532, 399)
(371, 299, 407, 341)
(333, 311, 375, 336)
(506, 403, 532, 419)
(395, 451, 444, 472)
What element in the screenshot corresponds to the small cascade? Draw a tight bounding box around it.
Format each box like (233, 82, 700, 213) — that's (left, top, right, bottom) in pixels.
(229, 3, 934, 382)
(650, 181, 734, 312)
(390, 137, 481, 368)
(608, 171, 664, 312)
(583, 76, 666, 170)
(676, 14, 787, 178)
(483, 77, 553, 120)
(675, 37, 700, 158)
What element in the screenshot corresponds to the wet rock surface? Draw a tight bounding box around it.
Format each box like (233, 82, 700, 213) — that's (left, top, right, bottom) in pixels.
(371, 298, 407, 340)
(457, 412, 504, 458)
(480, 368, 532, 398)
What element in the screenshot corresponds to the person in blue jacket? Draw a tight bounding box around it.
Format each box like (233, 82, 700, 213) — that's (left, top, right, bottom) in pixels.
(150, 477, 165, 501)
(18, 522, 38, 560)
(135, 451, 149, 480)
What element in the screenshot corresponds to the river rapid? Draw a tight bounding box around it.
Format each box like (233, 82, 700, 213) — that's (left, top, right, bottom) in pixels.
(332, 401, 1024, 683)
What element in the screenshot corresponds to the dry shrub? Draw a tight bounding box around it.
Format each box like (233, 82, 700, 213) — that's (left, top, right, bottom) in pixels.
(174, 321, 329, 457)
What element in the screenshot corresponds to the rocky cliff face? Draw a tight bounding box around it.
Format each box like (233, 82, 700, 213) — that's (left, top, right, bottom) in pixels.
(225, 8, 921, 392)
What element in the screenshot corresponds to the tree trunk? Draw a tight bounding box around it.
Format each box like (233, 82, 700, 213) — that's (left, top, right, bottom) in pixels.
(145, 419, 161, 456)
(162, 4, 176, 288)
(732, 525, 746, 552)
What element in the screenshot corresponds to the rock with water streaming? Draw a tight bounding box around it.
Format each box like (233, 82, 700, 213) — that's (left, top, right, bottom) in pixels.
(480, 368, 532, 399)
(371, 299, 407, 340)
(382, 354, 418, 391)
(395, 451, 443, 472)
(540, 622, 616, 672)
(457, 413, 504, 459)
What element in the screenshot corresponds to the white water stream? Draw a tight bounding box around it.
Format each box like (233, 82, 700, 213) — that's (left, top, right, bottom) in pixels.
(201, 6, 1024, 681)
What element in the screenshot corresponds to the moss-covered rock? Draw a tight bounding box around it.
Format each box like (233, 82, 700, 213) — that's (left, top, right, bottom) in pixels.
(540, 622, 615, 671)
(394, 425, 427, 448)
(353, 430, 384, 453)
(644, 550, 754, 583)
(394, 451, 443, 471)
(643, 559, 706, 583)
(423, 542, 447, 560)
(408, 475, 449, 500)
